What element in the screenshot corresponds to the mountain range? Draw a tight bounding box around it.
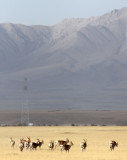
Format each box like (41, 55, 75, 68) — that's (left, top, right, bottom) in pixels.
(0, 7, 127, 110)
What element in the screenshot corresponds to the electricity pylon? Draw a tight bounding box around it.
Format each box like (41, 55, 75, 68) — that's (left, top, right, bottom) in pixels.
(21, 78, 29, 126)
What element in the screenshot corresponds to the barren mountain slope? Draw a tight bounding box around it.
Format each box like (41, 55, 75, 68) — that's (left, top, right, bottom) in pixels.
(0, 7, 127, 110)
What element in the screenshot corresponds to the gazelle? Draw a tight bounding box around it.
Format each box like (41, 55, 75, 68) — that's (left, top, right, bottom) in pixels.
(9, 137, 15, 148)
(80, 139, 87, 152)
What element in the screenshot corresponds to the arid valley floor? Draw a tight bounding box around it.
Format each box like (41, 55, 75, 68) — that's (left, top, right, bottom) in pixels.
(0, 109, 127, 126)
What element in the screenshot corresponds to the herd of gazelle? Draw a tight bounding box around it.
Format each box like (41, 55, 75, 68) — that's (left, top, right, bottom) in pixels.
(9, 137, 118, 152)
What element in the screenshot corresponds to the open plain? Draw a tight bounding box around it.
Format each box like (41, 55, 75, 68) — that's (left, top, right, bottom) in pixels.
(1, 109, 127, 126)
(0, 126, 127, 160)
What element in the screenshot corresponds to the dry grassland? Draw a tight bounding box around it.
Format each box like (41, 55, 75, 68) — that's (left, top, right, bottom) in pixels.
(0, 126, 127, 160)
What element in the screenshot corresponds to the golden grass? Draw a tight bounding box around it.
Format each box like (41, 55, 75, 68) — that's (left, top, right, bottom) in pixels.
(0, 126, 127, 160)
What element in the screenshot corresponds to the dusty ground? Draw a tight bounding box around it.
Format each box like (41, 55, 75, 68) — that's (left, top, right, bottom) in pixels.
(0, 109, 127, 126)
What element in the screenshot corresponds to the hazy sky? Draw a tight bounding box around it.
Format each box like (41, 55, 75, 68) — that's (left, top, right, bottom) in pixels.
(0, 0, 127, 26)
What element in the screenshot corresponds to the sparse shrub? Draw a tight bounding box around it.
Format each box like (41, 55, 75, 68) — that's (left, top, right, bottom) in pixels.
(91, 124, 97, 126)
